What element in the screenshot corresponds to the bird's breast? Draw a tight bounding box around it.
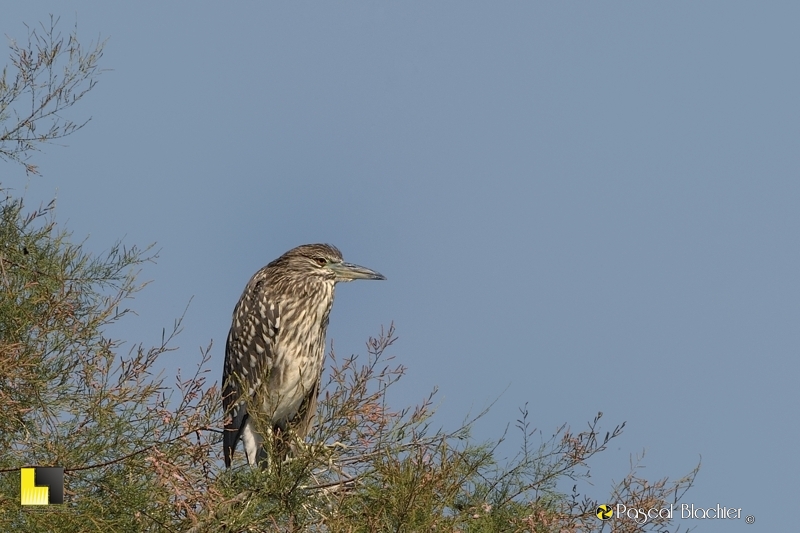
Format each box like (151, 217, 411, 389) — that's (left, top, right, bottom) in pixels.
(262, 293, 331, 425)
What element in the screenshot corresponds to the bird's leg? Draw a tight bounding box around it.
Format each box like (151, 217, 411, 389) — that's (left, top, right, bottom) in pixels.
(257, 426, 271, 468)
(241, 418, 265, 467)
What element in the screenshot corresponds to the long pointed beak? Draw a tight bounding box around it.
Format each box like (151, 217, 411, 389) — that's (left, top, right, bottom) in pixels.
(328, 261, 386, 281)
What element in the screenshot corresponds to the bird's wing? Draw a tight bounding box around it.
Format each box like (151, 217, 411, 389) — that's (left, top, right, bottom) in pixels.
(222, 275, 280, 467)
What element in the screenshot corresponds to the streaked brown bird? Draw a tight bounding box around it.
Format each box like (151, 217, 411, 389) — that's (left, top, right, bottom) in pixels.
(222, 243, 385, 467)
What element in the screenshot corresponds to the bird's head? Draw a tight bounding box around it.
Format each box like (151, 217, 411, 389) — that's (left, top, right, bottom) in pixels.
(275, 243, 386, 284)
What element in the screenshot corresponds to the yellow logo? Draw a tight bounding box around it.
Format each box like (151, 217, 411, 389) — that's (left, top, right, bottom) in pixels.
(596, 504, 613, 520)
(20, 467, 64, 505)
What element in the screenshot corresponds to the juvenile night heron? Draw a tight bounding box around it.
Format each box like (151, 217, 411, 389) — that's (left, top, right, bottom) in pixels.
(222, 243, 385, 467)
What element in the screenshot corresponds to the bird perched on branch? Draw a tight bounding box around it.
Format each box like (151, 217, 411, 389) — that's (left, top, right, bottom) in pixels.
(222, 243, 385, 467)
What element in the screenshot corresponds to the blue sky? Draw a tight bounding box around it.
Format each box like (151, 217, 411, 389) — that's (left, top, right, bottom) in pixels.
(5, 2, 798, 529)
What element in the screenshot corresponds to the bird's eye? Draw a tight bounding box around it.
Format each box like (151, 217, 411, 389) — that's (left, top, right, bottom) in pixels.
(315, 257, 326, 266)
